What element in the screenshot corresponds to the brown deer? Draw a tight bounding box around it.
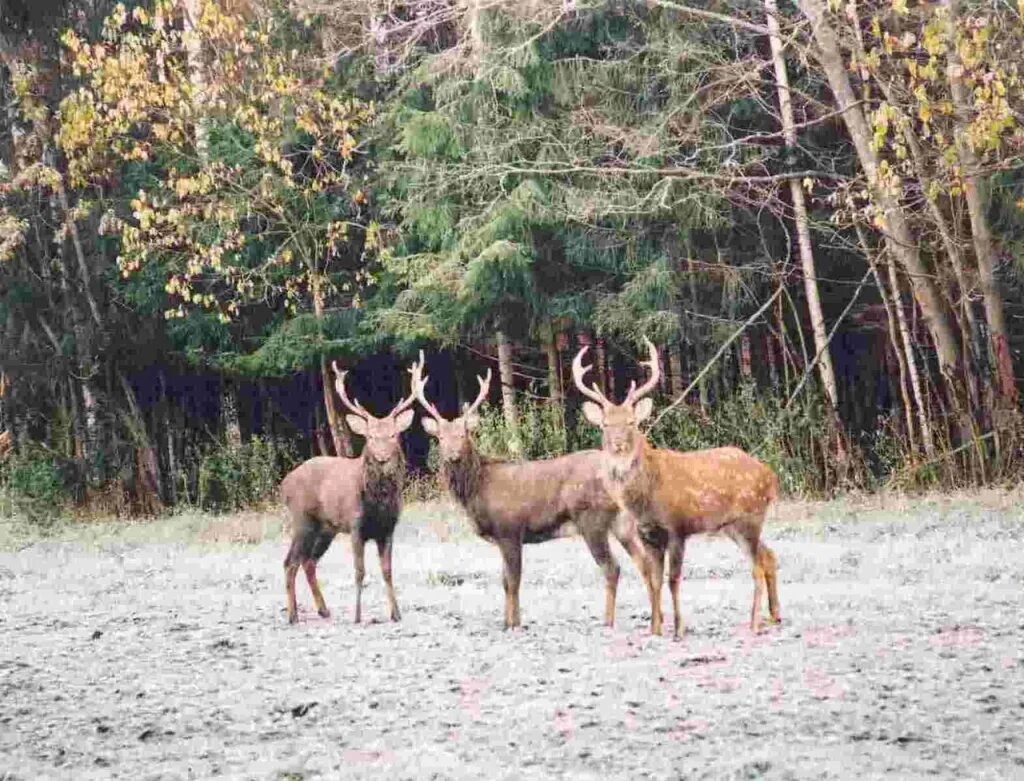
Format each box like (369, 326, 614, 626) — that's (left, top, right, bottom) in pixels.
(280, 363, 416, 624)
(410, 352, 650, 630)
(571, 338, 781, 637)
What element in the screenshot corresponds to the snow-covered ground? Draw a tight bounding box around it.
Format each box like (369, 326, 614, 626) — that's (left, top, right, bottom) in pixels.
(2, 495, 1023, 779)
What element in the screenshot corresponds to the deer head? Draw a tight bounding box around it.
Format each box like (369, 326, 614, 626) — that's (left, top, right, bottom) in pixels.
(409, 351, 491, 463)
(571, 337, 660, 460)
(332, 361, 417, 464)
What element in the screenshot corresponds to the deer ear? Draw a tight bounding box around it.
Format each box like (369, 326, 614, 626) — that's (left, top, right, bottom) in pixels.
(581, 401, 605, 427)
(393, 408, 415, 433)
(464, 413, 480, 431)
(346, 415, 368, 436)
(634, 397, 654, 424)
(421, 417, 439, 437)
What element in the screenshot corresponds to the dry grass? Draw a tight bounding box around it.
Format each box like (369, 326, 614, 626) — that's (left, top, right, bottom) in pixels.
(197, 510, 285, 545)
(5, 485, 1023, 553)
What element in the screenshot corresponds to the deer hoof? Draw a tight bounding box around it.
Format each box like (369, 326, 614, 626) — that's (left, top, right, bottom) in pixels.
(288, 612, 298, 625)
(317, 607, 331, 619)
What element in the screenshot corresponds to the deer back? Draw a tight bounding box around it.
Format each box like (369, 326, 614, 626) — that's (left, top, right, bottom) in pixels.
(466, 451, 617, 536)
(280, 455, 366, 535)
(638, 446, 778, 534)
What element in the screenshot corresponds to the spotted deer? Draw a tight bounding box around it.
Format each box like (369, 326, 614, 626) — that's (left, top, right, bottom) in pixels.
(410, 352, 650, 629)
(280, 363, 416, 624)
(571, 338, 781, 637)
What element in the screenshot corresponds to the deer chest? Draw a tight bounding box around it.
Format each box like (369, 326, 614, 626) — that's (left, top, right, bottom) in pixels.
(357, 477, 401, 541)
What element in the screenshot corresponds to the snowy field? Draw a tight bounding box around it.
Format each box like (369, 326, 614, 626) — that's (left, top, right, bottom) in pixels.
(2, 492, 1023, 780)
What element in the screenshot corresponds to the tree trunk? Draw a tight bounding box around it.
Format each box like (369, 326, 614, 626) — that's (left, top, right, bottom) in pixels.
(798, 0, 963, 393)
(541, 321, 562, 404)
(313, 393, 330, 456)
(495, 330, 520, 454)
(118, 371, 163, 515)
(943, 0, 1017, 407)
(667, 342, 684, 395)
(739, 334, 753, 380)
(687, 255, 709, 408)
(765, 0, 841, 412)
(181, 0, 208, 155)
(312, 274, 353, 457)
(594, 337, 609, 395)
(888, 259, 936, 457)
(858, 226, 918, 453)
(221, 377, 242, 447)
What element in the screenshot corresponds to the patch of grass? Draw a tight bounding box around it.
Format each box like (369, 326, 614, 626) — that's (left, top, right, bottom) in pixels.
(0, 508, 285, 551)
(400, 498, 475, 543)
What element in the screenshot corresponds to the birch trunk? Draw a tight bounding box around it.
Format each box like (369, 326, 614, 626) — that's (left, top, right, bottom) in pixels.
(888, 260, 936, 457)
(943, 0, 1017, 406)
(765, 0, 841, 411)
(798, 0, 963, 395)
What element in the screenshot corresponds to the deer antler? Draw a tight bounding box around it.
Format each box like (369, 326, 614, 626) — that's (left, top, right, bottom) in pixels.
(571, 345, 611, 407)
(623, 336, 661, 406)
(463, 367, 492, 418)
(332, 360, 372, 419)
(388, 361, 419, 420)
(409, 350, 444, 422)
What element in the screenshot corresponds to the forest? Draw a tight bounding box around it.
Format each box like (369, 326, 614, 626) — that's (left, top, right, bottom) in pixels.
(3, 0, 1024, 522)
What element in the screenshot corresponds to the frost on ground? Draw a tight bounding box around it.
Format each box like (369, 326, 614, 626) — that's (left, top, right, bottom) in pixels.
(1, 494, 1023, 780)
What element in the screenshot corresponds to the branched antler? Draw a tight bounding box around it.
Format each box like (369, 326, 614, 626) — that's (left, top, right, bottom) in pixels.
(623, 337, 661, 406)
(571, 345, 611, 407)
(332, 360, 371, 419)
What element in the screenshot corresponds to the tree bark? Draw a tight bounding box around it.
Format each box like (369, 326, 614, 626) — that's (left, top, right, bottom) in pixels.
(765, 0, 841, 412)
(942, 0, 1017, 406)
(798, 0, 963, 391)
(495, 329, 521, 454)
(667, 342, 684, 395)
(311, 274, 353, 457)
(888, 259, 936, 457)
(686, 254, 709, 408)
(594, 337, 609, 395)
(221, 377, 242, 447)
(857, 226, 918, 453)
(118, 371, 163, 515)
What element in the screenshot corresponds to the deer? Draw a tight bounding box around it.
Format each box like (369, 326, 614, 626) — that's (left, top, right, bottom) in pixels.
(409, 351, 651, 630)
(280, 362, 416, 625)
(571, 337, 781, 638)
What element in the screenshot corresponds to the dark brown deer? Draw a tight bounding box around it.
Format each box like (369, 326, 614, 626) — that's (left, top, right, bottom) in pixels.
(410, 352, 650, 629)
(280, 363, 416, 624)
(571, 338, 781, 637)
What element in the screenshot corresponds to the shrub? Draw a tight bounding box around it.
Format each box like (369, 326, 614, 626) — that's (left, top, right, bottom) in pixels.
(186, 437, 299, 512)
(0, 444, 71, 528)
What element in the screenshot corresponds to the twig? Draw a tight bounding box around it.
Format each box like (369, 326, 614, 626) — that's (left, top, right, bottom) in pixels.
(783, 265, 873, 410)
(648, 285, 784, 431)
(884, 431, 997, 489)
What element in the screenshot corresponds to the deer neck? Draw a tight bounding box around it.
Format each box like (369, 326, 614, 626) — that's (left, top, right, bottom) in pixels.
(603, 437, 649, 485)
(361, 454, 403, 511)
(443, 442, 484, 508)
(601, 438, 655, 513)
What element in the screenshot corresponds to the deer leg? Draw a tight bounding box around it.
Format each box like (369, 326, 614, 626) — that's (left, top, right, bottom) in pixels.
(726, 521, 767, 633)
(498, 539, 523, 629)
(582, 526, 619, 627)
(284, 532, 305, 624)
(644, 541, 666, 637)
(760, 542, 782, 624)
(352, 534, 366, 624)
(302, 560, 330, 618)
(376, 536, 401, 622)
(614, 519, 652, 586)
(303, 528, 335, 619)
(667, 536, 686, 639)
